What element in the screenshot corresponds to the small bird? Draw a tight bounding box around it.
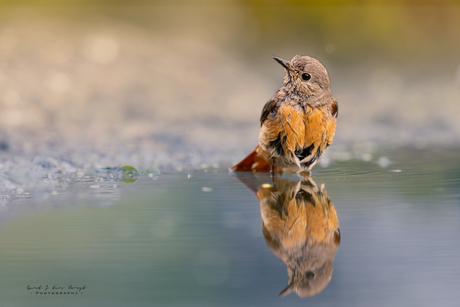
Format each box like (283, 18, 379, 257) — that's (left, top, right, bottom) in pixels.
(230, 55, 338, 175)
(257, 177, 340, 297)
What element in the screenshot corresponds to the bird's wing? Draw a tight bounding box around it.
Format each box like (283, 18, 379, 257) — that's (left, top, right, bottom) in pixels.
(330, 98, 338, 118)
(327, 99, 338, 145)
(260, 96, 281, 126)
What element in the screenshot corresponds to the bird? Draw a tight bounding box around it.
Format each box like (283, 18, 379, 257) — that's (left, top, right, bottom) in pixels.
(229, 55, 338, 175)
(238, 175, 340, 297)
(230, 171, 341, 297)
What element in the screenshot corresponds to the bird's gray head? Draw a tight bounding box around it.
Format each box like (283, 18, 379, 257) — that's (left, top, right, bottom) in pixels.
(273, 55, 332, 104)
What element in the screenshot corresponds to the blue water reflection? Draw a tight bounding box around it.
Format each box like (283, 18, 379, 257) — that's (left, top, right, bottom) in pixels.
(0, 151, 460, 306)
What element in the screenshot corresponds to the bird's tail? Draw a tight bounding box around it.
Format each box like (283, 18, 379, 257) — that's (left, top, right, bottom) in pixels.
(228, 145, 273, 173)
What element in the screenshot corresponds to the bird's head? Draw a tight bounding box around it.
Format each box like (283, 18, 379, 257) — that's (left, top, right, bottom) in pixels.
(273, 55, 332, 103)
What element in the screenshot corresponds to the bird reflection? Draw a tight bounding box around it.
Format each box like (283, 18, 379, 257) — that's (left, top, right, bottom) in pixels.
(234, 174, 340, 297)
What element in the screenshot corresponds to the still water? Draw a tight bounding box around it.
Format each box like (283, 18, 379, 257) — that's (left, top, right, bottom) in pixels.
(1, 148, 459, 307)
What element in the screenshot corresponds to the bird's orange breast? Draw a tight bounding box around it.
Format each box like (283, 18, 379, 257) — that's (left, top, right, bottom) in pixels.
(260, 103, 335, 158)
(304, 104, 336, 156)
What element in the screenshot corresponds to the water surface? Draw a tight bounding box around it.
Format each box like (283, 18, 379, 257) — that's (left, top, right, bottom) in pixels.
(1, 148, 459, 306)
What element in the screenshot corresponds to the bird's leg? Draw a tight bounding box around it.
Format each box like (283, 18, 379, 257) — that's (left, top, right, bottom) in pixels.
(269, 160, 275, 182)
(303, 175, 318, 189)
(298, 170, 312, 180)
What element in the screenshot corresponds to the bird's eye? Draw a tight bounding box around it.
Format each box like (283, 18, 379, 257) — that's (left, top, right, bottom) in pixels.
(305, 271, 315, 279)
(301, 73, 311, 81)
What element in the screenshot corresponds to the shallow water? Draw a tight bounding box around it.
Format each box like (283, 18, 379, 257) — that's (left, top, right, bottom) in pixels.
(1, 148, 460, 307)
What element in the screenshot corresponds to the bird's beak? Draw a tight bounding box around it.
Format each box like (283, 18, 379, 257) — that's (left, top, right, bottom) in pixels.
(273, 56, 292, 71)
(278, 272, 300, 297)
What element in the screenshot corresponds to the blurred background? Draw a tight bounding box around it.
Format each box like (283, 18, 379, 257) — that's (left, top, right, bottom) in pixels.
(1, 2, 460, 306)
(0, 0, 460, 192)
